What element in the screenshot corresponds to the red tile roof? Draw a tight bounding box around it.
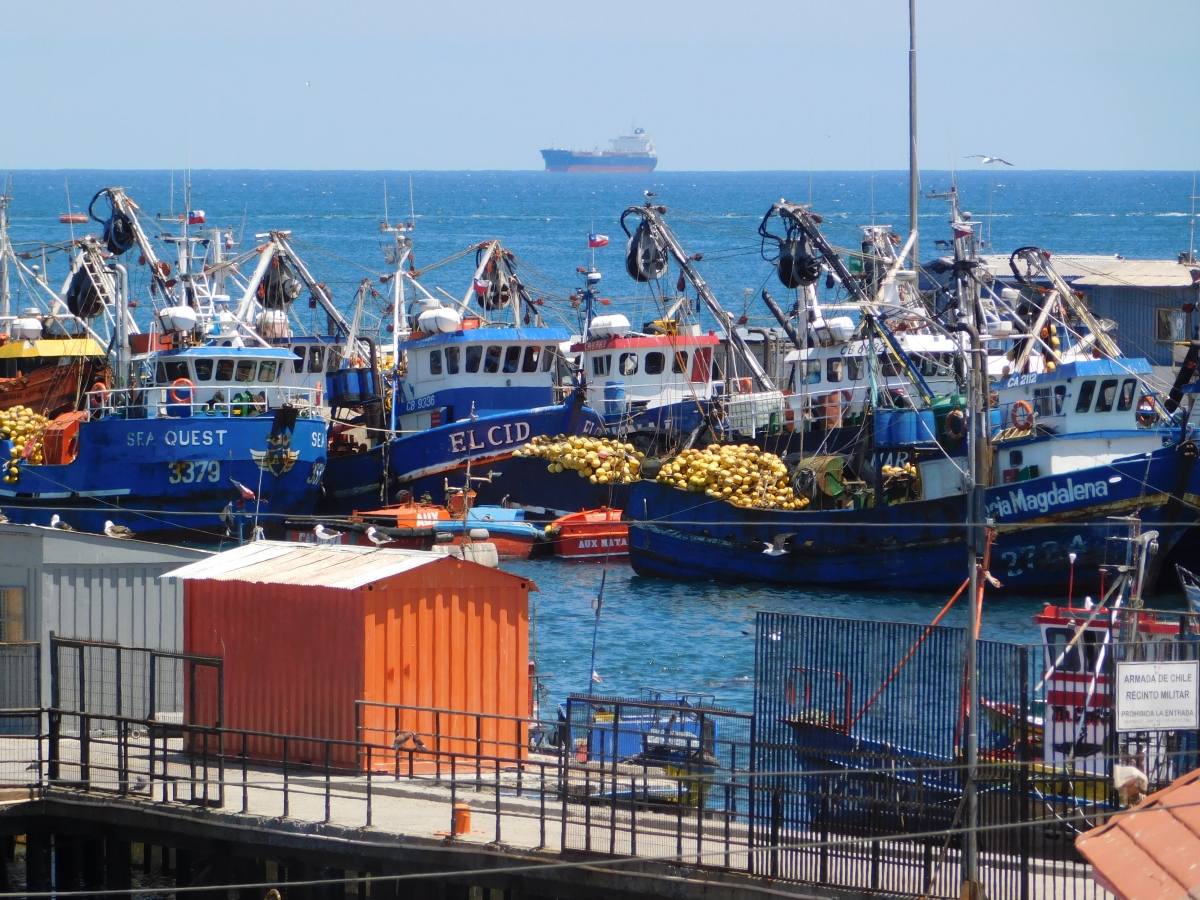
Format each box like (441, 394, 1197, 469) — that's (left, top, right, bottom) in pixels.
(1076, 768, 1200, 900)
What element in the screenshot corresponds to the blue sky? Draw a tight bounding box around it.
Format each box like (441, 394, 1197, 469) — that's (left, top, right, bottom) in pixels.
(1, 0, 1195, 170)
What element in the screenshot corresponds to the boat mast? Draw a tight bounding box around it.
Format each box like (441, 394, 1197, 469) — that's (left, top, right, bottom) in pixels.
(908, 0, 919, 267)
(0, 181, 11, 317)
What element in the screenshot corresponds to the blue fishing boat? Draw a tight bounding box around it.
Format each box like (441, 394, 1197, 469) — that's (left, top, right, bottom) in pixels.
(320, 234, 603, 513)
(0, 187, 328, 538)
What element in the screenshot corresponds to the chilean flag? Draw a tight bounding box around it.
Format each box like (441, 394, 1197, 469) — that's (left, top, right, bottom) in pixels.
(952, 222, 974, 240)
(473, 277, 491, 294)
(230, 478, 257, 501)
(188, 210, 206, 225)
(588, 233, 609, 248)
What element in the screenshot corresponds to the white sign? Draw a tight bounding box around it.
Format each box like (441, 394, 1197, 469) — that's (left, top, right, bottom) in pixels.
(1115, 660, 1199, 732)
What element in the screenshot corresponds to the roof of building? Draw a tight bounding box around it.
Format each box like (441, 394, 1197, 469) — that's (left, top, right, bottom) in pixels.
(1075, 768, 1200, 900)
(0, 522, 209, 566)
(162, 540, 533, 591)
(932, 254, 1200, 289)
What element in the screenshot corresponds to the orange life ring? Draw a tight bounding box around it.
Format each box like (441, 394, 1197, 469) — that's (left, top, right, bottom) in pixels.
(91, 382, 110, 406)
(169, 378, 195, 404)
(1011, 399, 1034, 431)
(1135, 398, 1157, 426)
(944, 409, 967, 441)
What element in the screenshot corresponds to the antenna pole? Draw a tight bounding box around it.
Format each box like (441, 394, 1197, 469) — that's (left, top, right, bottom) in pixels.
(908, 0, 919, 267)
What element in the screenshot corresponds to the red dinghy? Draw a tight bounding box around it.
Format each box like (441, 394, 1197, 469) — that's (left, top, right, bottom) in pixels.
(549, 507, 628, 560)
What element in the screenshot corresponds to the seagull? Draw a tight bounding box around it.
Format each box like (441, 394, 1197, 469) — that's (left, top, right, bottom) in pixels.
(132, 775, 149, 794)
(762, 533, 795, 557)
(966, 155, 1014, 166)
(643, 190, 657, 198)
(104, 520, 135, 539)
(392, 731, 428, 751)
(365, 526, 390, 546)
(0, 511, 8, 523)
(252, 526, 266, 542)
(25, 762, 39, 771)
(49, 514, 74, 531)
(313, 523, 343, 543)
(305, 81, 311, 88)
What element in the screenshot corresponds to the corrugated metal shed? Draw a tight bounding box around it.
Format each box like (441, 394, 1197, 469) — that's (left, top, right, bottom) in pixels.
(165, 541, 442, 589)
(174, 542, 536, 766)
(0, 523, 208, 711)
(1076, 768, 1200, 900)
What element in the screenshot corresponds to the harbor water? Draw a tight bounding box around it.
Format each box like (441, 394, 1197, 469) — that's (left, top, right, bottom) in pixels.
(5, 168, 1197, 710)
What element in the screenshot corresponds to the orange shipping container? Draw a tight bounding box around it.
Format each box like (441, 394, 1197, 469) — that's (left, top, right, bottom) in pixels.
(169, 542, 533, 768)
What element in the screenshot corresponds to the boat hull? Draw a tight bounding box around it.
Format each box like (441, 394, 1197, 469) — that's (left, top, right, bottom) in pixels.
(627, 443, 1200, 594)
(320, 401, 605, 514)
(0, 413, 327, 538)
(540, 149, 657, 173)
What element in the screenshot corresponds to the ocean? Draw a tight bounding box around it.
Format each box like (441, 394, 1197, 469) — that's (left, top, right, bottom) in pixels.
(4, 168, 1195, 711)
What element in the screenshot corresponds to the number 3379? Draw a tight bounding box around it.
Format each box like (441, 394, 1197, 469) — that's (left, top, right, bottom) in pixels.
(169, 460, 221, 484)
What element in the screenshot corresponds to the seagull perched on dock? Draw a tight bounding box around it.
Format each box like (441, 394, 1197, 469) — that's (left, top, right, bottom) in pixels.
(0, 511, 8, 524)
(966, 155, 1014, 166)
(365, 526, 390, 547)
(393, 731, 428, 751)
(104, 520, 135, 539)
(313, 523, 343, 544)
(762, 533, 794, 557)
(49, 514, 74, 532)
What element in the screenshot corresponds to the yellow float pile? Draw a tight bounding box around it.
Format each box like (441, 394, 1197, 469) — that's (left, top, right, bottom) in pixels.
(1, 405, 48, 483)
(514, 435, 644, 484)
(881, 461, 917, 480)
(656, 444, 808, 510)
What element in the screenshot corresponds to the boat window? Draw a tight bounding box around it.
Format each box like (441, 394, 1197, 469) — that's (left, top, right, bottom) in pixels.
(308, 346, 324, 374)
(429, 349, 442, 375)
(466, 345, 482, 373)
(619, 352, 638, 376)
(156, 360, 192, 384)
(503, 346, 521, 374)
(258, 361, 279, 383)
(1054, 385, 1066, 414)
(827, 358, 843, 383)
(541, 345, 558, 372)
(1075, 380, 1096, 412)
(445, 346, 460, 374)
(194, 359, 214, 381)
(483, 345, 502, 373)
(645, 352, 665, 375)
(1046, 627, 1081, 673)
(847, 356, 865, 380)
(1117, 378, 1137, 412)
(1033, 387, 1053, 417)
(327, 346, 344, 371)
(236, 360, 256, 383)
(592, 354, 611, 377)
(1095, 378, 1118, 412)
(292, 348, 306, 373)
(216, 359, 235, 382)
(672, 351, 688, 374)
(879, 353, 901, 377)
(522, 345, 541, 373)
(801, 360, 821, 385)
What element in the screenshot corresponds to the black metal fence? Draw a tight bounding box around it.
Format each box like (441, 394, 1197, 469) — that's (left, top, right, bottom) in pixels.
(49, 634, 223, 729)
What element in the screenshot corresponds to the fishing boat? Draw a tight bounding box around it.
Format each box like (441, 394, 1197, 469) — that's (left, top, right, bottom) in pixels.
(626, 195, 1200, 595)
(0, 187, 328, 538)
(319, 231, 604, 513)
(432, 503, 549, 560)
(1178, 565, 1200, 614)
(548, 507, 628, 559)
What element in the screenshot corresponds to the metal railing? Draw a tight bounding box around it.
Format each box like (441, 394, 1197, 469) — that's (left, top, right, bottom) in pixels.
(85, 385, 323, 419)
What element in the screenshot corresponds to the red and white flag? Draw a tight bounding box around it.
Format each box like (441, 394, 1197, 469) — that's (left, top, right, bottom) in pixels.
(952, 222, 974, 240)
(473, 277, 491, 295)
(230, 478, 257, 501)
(188, 210, 206, 225)
(588, 233, 609, 248)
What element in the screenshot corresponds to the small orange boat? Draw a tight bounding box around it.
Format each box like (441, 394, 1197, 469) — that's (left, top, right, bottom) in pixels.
(548, 507, 628, 560)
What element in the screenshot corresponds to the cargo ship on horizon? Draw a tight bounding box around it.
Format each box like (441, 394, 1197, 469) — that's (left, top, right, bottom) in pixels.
(541, 127, 657, 173)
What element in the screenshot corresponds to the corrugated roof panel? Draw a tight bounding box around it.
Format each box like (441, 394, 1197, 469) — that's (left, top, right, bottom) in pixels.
(163, 541, 446, 590)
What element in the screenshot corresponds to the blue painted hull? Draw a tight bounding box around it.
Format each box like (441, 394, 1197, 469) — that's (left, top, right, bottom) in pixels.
(0, 414, 327, 538)
(627, 443, 1200, 594)
(320, 401, 605, 513)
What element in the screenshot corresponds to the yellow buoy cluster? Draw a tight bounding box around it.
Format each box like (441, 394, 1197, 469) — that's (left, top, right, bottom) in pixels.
(881, 462, 917, 480)
(1, 405, 49, 483)
(656, 444, 808, 510)
(514, 435, 644, 484)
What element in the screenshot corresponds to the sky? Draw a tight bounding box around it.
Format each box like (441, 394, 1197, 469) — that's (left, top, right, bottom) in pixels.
(1, 0, 1196, 171)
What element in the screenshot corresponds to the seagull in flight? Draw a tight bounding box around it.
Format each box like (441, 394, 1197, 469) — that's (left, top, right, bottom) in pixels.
(966, 155, 1014, 166)
(762, 533, 795, 557)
